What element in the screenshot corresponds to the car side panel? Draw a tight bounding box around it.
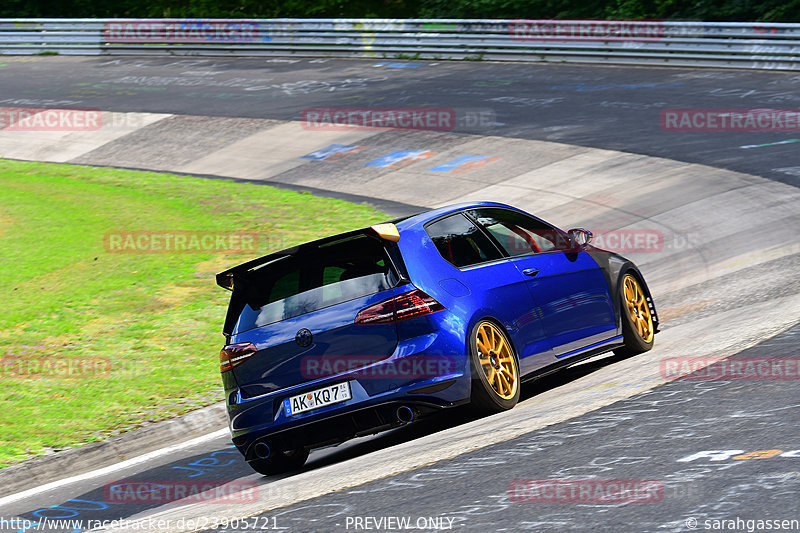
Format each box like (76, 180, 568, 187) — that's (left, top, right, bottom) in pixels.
(397, 225, 555, 376)
(503, 249, 616, 357)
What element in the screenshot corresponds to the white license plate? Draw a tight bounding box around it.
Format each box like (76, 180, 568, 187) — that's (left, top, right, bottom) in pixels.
(283, 382, 351, 417)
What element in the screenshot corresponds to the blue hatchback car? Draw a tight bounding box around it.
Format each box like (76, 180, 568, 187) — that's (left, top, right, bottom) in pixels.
(216, 202, 659, 474)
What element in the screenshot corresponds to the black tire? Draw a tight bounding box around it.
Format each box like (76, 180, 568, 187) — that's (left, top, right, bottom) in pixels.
(247, 447, 309, 476)
(614, 272, 655, 357)
(469, 319, 520, 413)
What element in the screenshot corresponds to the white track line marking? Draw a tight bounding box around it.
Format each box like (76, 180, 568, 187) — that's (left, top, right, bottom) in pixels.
(0, 429, 229, 507)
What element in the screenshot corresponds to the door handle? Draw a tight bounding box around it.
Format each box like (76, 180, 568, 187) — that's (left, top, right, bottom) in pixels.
(522, 268, 539, 277)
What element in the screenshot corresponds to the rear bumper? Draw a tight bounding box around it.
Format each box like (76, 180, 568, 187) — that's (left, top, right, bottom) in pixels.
(238, 396, 466, 461)
(225, 332, 472, 457)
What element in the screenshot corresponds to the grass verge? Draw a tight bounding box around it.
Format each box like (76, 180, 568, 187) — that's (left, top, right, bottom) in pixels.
(0, 159, 387, 467)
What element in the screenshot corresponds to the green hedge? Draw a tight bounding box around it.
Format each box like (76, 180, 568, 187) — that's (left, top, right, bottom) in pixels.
(2, 0, 799, 23)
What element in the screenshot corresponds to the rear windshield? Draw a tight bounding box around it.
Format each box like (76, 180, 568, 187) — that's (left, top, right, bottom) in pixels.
(229, 234, 399, 333)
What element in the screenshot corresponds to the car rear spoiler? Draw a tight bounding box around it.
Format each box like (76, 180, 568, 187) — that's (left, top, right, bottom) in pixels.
(215, 223, 402, 291)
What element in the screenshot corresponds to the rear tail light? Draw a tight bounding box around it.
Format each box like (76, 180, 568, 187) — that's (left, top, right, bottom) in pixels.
(355, 289, 444, 325)
(220, 342, 257, 373)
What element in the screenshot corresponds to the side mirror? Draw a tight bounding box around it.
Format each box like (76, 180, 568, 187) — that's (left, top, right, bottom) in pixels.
(568, 228, 593, 248)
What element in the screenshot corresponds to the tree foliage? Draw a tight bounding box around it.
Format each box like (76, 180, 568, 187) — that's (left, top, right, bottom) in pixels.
(2, 0, 798, 21)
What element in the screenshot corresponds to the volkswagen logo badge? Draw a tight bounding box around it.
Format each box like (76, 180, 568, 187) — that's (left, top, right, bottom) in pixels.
(295, 328, 313, 347)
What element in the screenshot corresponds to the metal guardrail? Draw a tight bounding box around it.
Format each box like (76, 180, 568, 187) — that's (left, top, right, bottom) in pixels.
(1, 18, 798, 70)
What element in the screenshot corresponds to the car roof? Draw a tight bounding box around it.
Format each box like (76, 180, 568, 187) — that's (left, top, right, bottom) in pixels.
(216, 201, 520, 288)
(394, 201, 517, 230)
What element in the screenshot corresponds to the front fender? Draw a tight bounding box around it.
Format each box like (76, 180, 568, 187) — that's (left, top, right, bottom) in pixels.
(585, 247, 659, 335)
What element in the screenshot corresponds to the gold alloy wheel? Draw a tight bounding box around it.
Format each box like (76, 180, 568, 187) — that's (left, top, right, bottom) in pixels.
(623, 274, 655, 343)
(475, 321, 518, 400)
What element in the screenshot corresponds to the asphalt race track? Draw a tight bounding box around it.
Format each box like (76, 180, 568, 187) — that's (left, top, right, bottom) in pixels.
(0, 56, 798, 533)
(1, 57, 799, 186)
(4, 327, 800, 533)
(220, 325, 800, 533)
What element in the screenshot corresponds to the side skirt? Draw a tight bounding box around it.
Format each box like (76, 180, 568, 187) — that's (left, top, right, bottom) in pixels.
(521, 336, 626, 383)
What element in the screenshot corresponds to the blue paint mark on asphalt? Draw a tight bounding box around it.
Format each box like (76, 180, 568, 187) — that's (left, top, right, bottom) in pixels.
(429, 155, 491, 172)
(171, 447, 239, 477)
(365, 150, 433, 168)
(374, 62, 422, 68)
(301, 144, 362, 161)
(31, 499, 114, 519)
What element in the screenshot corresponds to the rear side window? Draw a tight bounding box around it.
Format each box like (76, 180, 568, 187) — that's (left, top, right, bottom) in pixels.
(233, 235, 398, 332)
(425, 213, 503, 268)
(468, 208, 570, 256)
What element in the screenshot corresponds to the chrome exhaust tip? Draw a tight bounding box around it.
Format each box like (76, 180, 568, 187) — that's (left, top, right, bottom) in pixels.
(396, 405, 416, 424)
(253, 442, 271, 460)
